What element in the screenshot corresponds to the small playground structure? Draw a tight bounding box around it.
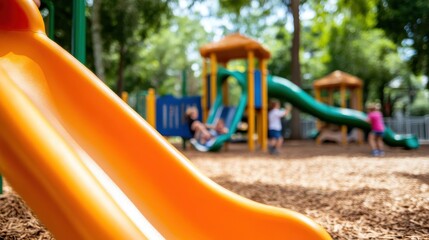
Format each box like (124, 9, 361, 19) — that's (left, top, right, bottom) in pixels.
(313, 70, 364, 145)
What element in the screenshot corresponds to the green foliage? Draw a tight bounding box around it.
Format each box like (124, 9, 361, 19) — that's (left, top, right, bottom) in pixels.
(304, 0, 412, 110)
(226, 77, 242, 106)
(40, 1, 95, 70)
(328, 26, 406, 102)
(218, 0, 252, 15)
(99, 0, 172, 93)
(43, 0, 427, 117)
(410, 92, 429, 116)
(131, 16, 211, 95)
(213, 0, 288, 37)
(100, 0, 171, 44)
(267, 22, 292, 79)
(40, 1, 73, 51)
(377, 0, 429, 82)
(337, 0, 378, 28)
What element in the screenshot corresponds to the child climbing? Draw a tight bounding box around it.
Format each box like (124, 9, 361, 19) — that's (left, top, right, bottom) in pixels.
(367, 103, 385, 156)
(268, 99, 291, 155)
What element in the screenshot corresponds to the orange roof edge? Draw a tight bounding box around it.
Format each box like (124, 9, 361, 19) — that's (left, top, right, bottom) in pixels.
(200, 33, 271, 60)
(313, 70, 363, 88)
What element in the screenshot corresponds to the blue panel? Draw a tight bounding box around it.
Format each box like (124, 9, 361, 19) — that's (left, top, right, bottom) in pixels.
(209, 105, 238, 130)
(254, 70, 262, 109)
(156, 95, 202, 138)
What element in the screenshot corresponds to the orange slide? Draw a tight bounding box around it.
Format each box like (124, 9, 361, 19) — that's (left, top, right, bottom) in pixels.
(0, 1, 331, 239)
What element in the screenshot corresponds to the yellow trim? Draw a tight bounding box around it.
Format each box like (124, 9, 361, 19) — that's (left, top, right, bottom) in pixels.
(260, 59, 268, 152)
(146, 88, 156, 127)
(356, 87, 364, 144)
(202, 59, 207, 122)
(210, 53, 217, 107)
(340, 85, 347, 146)
(121, 91, 128, 103)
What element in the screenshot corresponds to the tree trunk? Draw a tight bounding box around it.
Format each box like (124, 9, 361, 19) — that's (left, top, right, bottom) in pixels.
(91, 0, 105, 82)
(289, 0, 302, 139)
(116, 44, 125, 95)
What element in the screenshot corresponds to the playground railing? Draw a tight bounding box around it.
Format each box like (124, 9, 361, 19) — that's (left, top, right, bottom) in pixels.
(128, 91, 148, 119)
(301, 114, 429, 142)
(384, 115, 429, 141)
(300, 117, 317, 139)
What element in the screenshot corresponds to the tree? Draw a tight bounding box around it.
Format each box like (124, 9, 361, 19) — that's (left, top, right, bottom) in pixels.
(377, 0, 429, 88)
(100, 0, 172, 94)
(306, 0, 411, 116)
(130, 16, 211, 96)
(284, 0, 302, 139)
(91, 0, 105, 82)
(218, 0, 280, 36)
(40, 1, 95, 70)
(267, 22, 292, 78)
(217, 0, 305, 138)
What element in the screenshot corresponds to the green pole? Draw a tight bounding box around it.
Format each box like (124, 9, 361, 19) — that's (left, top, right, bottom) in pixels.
(182, 69, 187, 97)
(0, 175, 2, 194)
(42, 0, 55, 40)
(72, 0, 86, 64)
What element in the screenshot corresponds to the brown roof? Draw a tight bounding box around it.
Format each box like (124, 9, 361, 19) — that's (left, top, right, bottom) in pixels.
(199, 33, 271, 62)
(313, 70, 362, 89)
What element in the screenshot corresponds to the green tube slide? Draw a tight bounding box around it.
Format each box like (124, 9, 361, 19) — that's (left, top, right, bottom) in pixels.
(191, 68, 419, 151)
(267, 75, 419, 149)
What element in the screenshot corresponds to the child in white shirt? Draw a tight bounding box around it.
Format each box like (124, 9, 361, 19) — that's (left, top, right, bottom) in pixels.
(268, 100, 291, 154)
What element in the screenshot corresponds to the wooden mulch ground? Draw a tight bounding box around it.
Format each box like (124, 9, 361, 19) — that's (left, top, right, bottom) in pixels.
(0, 140, 428, 239)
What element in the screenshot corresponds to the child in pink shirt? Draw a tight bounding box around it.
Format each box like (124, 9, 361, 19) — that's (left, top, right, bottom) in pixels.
(367, 103, 385, 156)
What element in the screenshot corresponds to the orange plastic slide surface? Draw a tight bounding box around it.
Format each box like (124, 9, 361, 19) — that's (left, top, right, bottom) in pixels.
(0, 1, 332, 239)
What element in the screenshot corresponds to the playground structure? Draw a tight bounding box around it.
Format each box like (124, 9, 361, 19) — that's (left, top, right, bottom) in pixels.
(129, 34, 419, 151)
(127, 34, 419, 152)
(0, 0, 333, 239)
(313, 70, 364, 145)
(200, 34, 270, 152)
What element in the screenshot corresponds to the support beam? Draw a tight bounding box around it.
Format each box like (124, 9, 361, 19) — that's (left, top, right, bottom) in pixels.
(260, 59, 268, 152)
(340, 85, 347, 146)
(201, 59, 208, 122)
(210, 53, 217, 108)
(146, 88, 156, 127)
(247, 51, 255, 151)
